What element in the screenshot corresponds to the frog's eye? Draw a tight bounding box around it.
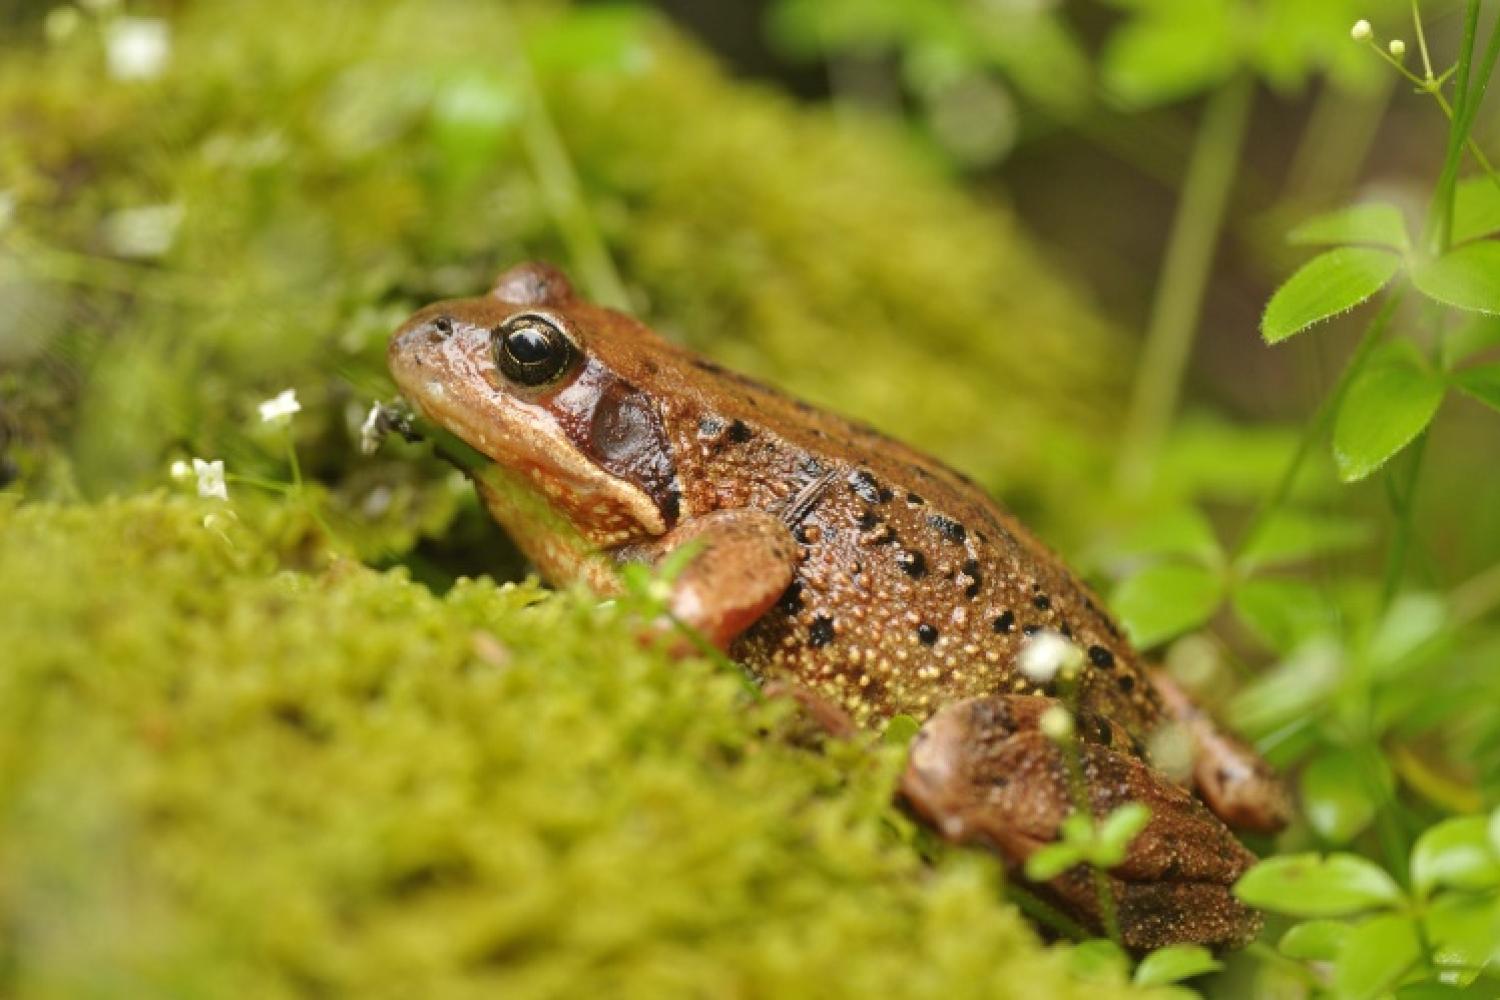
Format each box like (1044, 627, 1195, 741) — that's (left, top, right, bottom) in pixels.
(493, 314, 576, 387)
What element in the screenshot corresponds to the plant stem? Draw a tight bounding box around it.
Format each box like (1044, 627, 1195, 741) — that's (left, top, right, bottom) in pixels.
(494, 3, 630, 311)
(1004, 883, 1092, 942)
(1366, 41, 1500, 186)
(1234, 293, 1402, 559)
(1412, 0, 1436, 83)
(1426, 0, 1482, 253)
(1052, 676, 1122, 945)
(1451, 557, 1500, 626)
(1116, 76, 1254, 493)
(1380, 430, 1430, 611)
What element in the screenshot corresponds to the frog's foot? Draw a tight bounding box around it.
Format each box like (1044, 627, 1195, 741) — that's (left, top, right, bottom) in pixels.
(1149, 670, 1291, 834)
(900, 695, 1263, 952)
(613, 509, 800, 653)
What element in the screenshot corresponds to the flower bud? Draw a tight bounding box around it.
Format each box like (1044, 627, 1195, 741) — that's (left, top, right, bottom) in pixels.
(1040, 705, 1075, 743)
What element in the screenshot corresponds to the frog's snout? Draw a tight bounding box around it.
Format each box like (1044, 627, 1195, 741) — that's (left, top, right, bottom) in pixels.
(390, 313, 454, 360)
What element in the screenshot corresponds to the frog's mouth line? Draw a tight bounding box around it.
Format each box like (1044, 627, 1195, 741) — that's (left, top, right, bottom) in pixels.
(384, 379, 668, 546)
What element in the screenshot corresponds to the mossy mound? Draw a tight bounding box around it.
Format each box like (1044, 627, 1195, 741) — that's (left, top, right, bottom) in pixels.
(0, 496, 1153, 998)
(2, 0, 1123, 553)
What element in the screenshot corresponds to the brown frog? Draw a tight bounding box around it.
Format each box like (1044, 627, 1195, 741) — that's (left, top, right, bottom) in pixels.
(386, 262, 1290, 951)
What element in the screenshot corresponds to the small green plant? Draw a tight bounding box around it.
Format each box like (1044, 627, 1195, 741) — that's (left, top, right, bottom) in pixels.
(1236, 809, 1500, 993)
(1214, 5, 1500, 995)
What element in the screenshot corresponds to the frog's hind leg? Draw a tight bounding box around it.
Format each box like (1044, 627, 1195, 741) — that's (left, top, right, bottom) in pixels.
(612, 509, 799, 652)
(899, 695, 1263, 951)
(1148, 670, 1292, 835)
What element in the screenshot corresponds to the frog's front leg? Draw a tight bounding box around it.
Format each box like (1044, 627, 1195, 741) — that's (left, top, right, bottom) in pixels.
(899, 696, 1263, 951)
(1149, 670, 1291, 834)
(612, 509, 799, 652)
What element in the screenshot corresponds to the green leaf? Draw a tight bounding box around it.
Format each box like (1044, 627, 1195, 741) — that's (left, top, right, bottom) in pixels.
(1369, 593, 1450, 677)
(1112, 562, 1225, 649)
(1133, 944, 1222, 986)
(1443, 315, 1500, 367)
(1231, 578, 1337, 654)
(1279, 919, 1352, 961)
(1334, 913, 1422, 1000)
(1332, 341, 1446, 482)
(1229, 639, 1341, 735)
(1067, 939, 1131, 982)
(1025, 842, 1084, 881)
(883, 714, 920, 746)
(1115, 507, 1223, 564)
(1235, 853, 1404, 917)
(1412, 241, 1500, 314)
(1262, 247, 1401, 344)
(972, 13, 1092, 117)
(1236, 509, 1371, 571)
(1454, 362, 1500, 414)
(1289, 203, 1409, 252)
(1094, 802, 1152, 867)
(1451, 175, 1500, 245)
(1100, 1, 1237, 108)
(1412, 816, 1500, 898)
(1423, 892, 1499, 980)
(1301, 748, 1389, 845)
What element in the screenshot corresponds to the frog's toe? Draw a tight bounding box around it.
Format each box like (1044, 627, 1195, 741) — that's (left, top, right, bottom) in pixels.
(1149, 669, 1292, 834)
(900, 695, 1263, 951)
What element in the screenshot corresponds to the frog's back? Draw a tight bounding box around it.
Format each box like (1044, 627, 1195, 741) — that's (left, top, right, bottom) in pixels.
(647, 338, 1161, 734)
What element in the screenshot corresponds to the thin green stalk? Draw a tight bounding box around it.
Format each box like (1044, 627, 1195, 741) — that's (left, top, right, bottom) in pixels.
(1426, 1, 1482, 252)
(1367, 41, 1499, 186)
(1234, 293, 1402, 559)
(1412, 0, 1437, 84)
(1380, 430, 1430, 611)
(1116, 76, 1254, 492)
(1056, 732, 1121, 944)
(1451, 557, 1500, 626)
(1052, 676, 1121, 945)
(494, 3, 630, 311)
(1003, 883, 1092, 942)
(1284, 71, 1394, 202)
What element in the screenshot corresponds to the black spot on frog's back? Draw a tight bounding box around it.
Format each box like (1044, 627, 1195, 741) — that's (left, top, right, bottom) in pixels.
(810, 615, 836, 648)
(927, 513, 966, 544)
(848, 470, 892, 504)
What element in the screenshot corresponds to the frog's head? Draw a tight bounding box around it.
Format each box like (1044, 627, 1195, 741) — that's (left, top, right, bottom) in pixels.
(388, 262, 682, 549)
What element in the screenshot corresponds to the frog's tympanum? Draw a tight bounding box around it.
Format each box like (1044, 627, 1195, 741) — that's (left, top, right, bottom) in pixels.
(388, 263, 1290, 951)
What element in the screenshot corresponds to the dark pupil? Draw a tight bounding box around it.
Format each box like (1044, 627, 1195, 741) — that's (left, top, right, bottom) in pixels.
(506, 326, 552, 365)
(496, 316, 571, 386)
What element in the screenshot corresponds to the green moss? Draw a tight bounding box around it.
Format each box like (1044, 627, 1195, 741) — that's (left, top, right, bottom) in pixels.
(1, 0, 1122, 550)
(0, 497, 1154, 997)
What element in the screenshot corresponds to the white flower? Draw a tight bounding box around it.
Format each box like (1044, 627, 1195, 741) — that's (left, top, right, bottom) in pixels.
(1389, 38, 1407, 58)
(102, 203, 182, 259)
(258, 388, 301, 424)
(106, 17, 170, 81)
(1039, 705, 1074, 742)
(1351, 19, 1373, 42)
(1017, 630, 1084, 685)
(169, 459, 191, 480)
(192, 458, 227, 500)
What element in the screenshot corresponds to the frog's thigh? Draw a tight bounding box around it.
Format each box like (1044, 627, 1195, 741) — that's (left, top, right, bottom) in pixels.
(900, 695, 1263, 951)
(1149, 670, 1291, 834)
(616, 509, 798, 652)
